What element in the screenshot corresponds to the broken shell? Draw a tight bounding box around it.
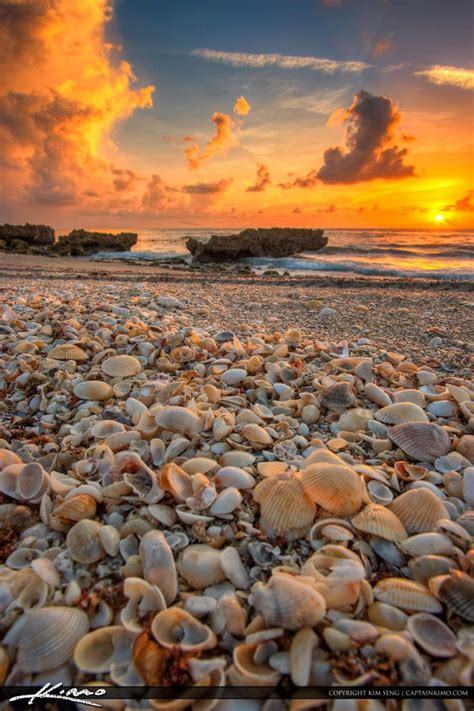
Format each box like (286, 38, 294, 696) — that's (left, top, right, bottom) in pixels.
(52, 493, 97, 523)
(407, 613, 457, 657)
(251, 574, 326, 630)
(101, 354, 142, 378)
(388, 488, 447, 534)
(155, 406, 203, 437)
(66, 519, 105, 563)
(73, 380, 114, 401)
(253, 472, 316, 540)
(352, 504, 407, 542)
(151, 608, 216, 652)
(373, 578, 442, 613)
(177, 544, 226, 589)
(233, 643, 281, 685)
(74, 625, 137, 672)
(388, 422, 451, 462)
(159, 463, 193, 501)
(375, 403, 428, 425)
(301, 463, 362, 516)
(49, 343, 88, 361)
(139, 530, 177, 605)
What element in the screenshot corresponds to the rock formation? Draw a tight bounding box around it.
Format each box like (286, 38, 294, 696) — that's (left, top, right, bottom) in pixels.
(53, 229, 137, 256)
(186, 227, 327, 261)
(0, 223, 55, 250)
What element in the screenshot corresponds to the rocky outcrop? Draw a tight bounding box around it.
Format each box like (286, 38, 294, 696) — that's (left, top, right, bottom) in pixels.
(53, 229, 138, 256)
(0, 223, 55, 248)
(186, 227, 327, 261)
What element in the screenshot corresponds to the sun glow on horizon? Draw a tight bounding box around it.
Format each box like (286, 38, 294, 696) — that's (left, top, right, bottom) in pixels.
(435, 214, 445, 222)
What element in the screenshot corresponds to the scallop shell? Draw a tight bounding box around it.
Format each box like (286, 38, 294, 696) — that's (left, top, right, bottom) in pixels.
(253, 472, 316, 540)
(101, 354, 142, 378)
(74, 625, 137, 672)
(301, 463, 362, 515)
(352, 504, 407, 542)
(73, 380, 113, 401)
(151, 608, 216, 652)
(250, 574, 326, 630)
(437, 571, 474, 622)
(388, 487, 447, 534)
(17, 606, 89, 672)
(407, 613, 457, 657)
(177, 544, 226, 589)
(155, 406, 203, 437)
(375, 403, 428, 425)
(48, 343, 88, 361)
(320, 382, 356, 412)
(66, 519, 105, 563)
(139, 530, 177, 605)
(388, 422, 451, 462)
(373, 578, 442, 613)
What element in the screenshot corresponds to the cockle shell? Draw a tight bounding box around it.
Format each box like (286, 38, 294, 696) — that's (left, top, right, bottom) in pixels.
(388, 422, 451, 462)
(388, 488, 447, 534)
(177, 544, 226, 589)
(17, 607, 89, 672)
(48, 343, 88, 361)
(66, 519, 105, 563)
(407, 613, 457, 657)
(351, 504, 407, 542)
(253, 472, 316, 540)
(139, 530, 177, 605)
(373, 578, 442, 613)
(320, 382, 356, 412)
(73, 380, 113, 401)
(250, 574, 326, 630)
(155, 406, 203, 437)
(375, 403, 428, 425)
(74, 626, 137, 672)
(301, 463, 362, 515)
(437, 571, 474, 622)
(101, 354, 142, 378)
(151, 608, 216, 652)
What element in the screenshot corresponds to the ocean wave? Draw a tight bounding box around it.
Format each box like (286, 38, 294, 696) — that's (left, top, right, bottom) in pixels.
(315, 245, 474, 259)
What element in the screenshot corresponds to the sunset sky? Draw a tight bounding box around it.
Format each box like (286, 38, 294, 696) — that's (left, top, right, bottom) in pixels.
(0, 0, 473, 230)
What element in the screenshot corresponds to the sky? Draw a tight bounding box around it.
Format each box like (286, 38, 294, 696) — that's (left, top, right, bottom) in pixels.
(0, 0, 473, 230)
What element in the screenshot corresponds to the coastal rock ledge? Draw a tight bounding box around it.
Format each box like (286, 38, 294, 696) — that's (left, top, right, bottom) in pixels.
(0, 224, 137, 256)
(186, 227, 327, 262)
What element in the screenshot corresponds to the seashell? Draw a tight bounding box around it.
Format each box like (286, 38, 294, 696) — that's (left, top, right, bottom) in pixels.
(219, 450, 255, 468)
(256, 461, 288, 478)
(221, 368, 247, 386)
(73, 380, 113, 401)
(233, 643, 281, 685)
(352, 504, 407, 542)
(427, 400, 457, 417)
(18, 607, 89, 672)
(338, 408, 372, 432)
(52, 493, 97, 523)
(365, 383, 392, 407)
(375, 403, 428, 425)
(74, 626, 137, 672)
(416, 370, 437, 385)
(159, 463, 193, 501)
(121, 577, 166, 632)
(388, 488, 447, 534)
(170, 346, 196, 363)
(437, 571, 474, 622)
(301, 463, 362, 516)
(66, 519, 105, 563)
(48, 343, 88, 361)
(290, 627, 318, 686)
(253, 472, 316, 540)
(388, 422, 451, 462)
(320, 382, 356, 412)
(455, 435, 474, 464)
(463, 468, 474, 506)
(181, 458, 218, 476)
(250, 574, 326, 630)
(122, 455, 163, 504)
(419, 384, 450, 401)
(0, 449, 22, 470)
(177, 545, 226, 589)
(101, 354, 142, 378)
(408, 555, 460, 585)
(399, 532, 454, 556)
(17, 462, 49, 501)
(393, 389, 426, 407)
(90, 419, 126, 439)
(214, 466, 255, 489)
(367, 602, 408, 631)
(99, 525, 120, 557)
(155, 406, 203, 437)
(407, 613, 457, 657)
(139, 531, 177, 605)
(394, 460, 427, 481)
(367, 479, 393, 505)
(373, 578, 442, 613)
(220, 546, 250, 589)
(208, 487, 242, 515)
(241, 424, 273, 445)
(151, 608, 216, 652)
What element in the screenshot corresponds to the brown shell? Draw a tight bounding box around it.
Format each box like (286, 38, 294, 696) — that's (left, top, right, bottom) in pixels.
(388, 422, 450, 462)
(48, 343, 88, 361)
(374, 577, 442, 613)
(437, 571, 474, 622)
(253, 472, 316, 539)
(388, 488, 447, 534)
(352, 504, 407, 542)
(375, 403, 429, 425)
(301, 463, 362, 515)
(320, 382, 357, 412)
(53, 494, 97, 523)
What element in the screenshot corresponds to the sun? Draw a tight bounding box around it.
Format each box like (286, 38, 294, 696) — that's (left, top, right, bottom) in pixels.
(435, 213, 445, 222)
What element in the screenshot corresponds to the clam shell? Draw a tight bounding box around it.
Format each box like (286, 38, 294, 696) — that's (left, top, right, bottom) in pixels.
(73, 380, 113, 401)
(407, 613, 457, 657)
(18, 607, 89, 672)
(388, 488, 447, 534)
(241, 424, 273, 445)
(320, 382, 356, 412)
(17, 462, 48, 501)
(375, 403, 428, 425)
(463, 468, 474, 506)
(393, 389, 426, 407)
(214, 466, 256, 489)
(251, 574, 326, 630)
(74, 625, 137, 672)
(338, 408, 373, 432)
(373, 578, 442, 613)
(66, 519, 105, 563)
(367, 602, 408, 631)
(352, 504, 407, 542)
(399, 532, 454, 557)
(53, 493, 97, 523)
(155, 406, 203, 437)
(159, 463, 193, 501)
(49, 343, 88, 361)
(455, 435, 474, 463)
(408, 554, 460, 585)
(388, 422, 451, 462)
(437, 571, 474, 622)
(151, 608, 216, 652)
(365, 383, 392, 407)
(253, 472, 315, 540)
(301, 463, 362, 515)
(177, 544, 226, 589)
(101, 354, 142, 378)
(139, 530, 177, 605)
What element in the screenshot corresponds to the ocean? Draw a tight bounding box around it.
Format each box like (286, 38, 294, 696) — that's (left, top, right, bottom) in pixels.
(94, 228, 474, 281)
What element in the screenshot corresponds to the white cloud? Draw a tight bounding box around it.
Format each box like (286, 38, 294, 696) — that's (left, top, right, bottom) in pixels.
(191, 48, 371, 74)
(415, 65, 474, 91)
(280, 87, 350, 114)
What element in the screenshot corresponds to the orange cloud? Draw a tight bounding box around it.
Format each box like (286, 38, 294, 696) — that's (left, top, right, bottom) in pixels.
(246, 163, 271, 192)
(371, 35, 393, 57)
(182, 178, 233, 194)
(185, 112, 236, 170)
(0, 0, 154, 205)
(234, 95, 251, 116)
(443, 191, 474, 212)
(279, 169, 319, 189)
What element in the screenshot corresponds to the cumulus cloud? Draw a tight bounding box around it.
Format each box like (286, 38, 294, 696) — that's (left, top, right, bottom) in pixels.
(443, 191, 474, 212)
(185, 112, 236, 170)
(234, 95, 251, 116)
(279, 170, 319, 189)
(182, 178, 233, 194)
(246, 163, 271, 192)
(0, 0, 154, 206)
(112, 168, 140, 192)
(142, 175, 175, 211)
(415, 65, 474, 91)
(191, 48, 370, 74)
(317, 89, 415, 184)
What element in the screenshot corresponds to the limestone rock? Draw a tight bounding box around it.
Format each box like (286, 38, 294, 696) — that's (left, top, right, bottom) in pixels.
(53, 229, 138, 256)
